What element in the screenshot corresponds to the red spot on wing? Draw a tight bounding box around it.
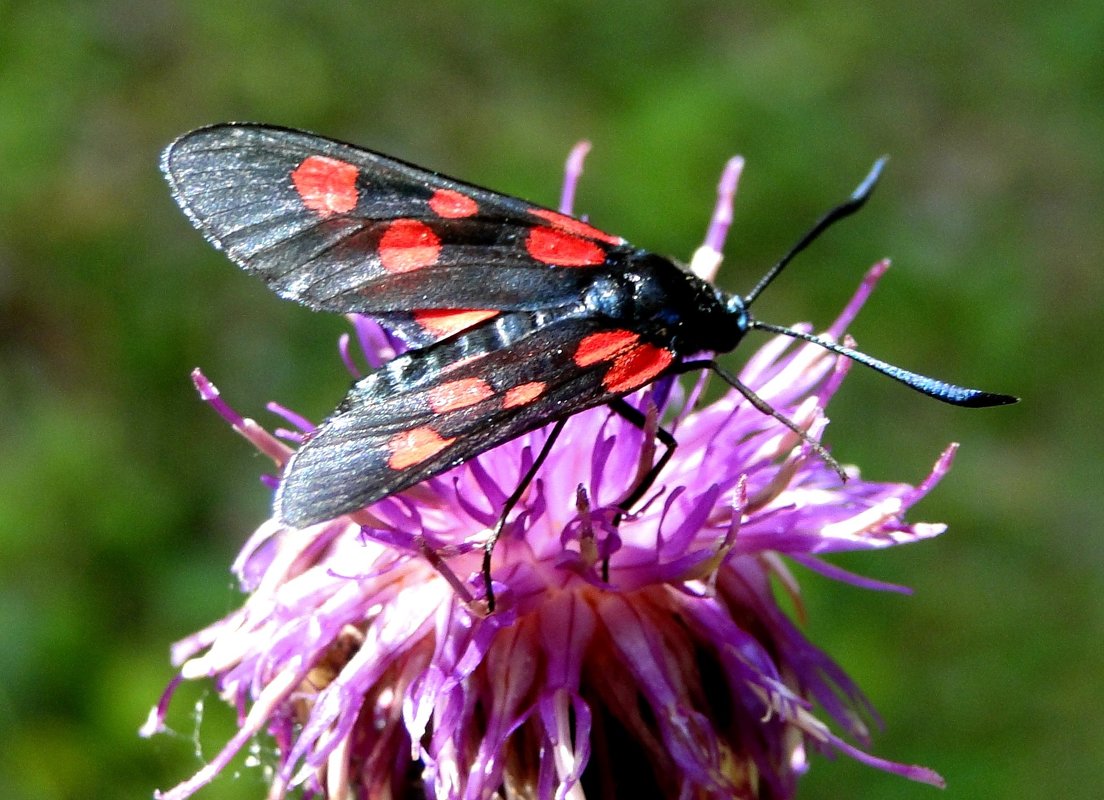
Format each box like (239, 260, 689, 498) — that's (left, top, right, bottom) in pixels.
(530, 209, 622, 245)
(413, 309, 498, 339)
(427, 378, 494, 413)
(291, 156, 359, 216)
(603, 344, 675, 393)
(573, 330, 639, 367)
(379, 219, 442, 273)
(429, 189, 479, 219)
(525, 227, 606, 267)
(503, 381, 546, 408)
(387, 426, 455, 470)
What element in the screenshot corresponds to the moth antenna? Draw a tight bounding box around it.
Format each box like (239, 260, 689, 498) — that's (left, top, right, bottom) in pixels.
(744, 158, 886, 307)
(750, 321, 1018, 407)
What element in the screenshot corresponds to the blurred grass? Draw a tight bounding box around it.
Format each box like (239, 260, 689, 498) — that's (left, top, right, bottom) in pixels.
(0, 1, 1100, 798)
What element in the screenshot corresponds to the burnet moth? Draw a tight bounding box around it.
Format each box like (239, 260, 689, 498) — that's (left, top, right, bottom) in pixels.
(163, 124, 1016, 605)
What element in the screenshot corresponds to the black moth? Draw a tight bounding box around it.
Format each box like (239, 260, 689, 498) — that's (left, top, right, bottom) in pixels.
(163, 124, 1016, 603)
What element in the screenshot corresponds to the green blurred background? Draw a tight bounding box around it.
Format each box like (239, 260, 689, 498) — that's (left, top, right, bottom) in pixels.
(1, 1, 1100, 798)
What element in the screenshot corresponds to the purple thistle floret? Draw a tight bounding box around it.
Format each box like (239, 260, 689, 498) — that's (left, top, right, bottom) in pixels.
(146, 149, 952, 799)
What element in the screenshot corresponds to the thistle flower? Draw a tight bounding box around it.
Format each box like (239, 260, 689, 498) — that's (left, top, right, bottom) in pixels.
(146, 147, 951, 799)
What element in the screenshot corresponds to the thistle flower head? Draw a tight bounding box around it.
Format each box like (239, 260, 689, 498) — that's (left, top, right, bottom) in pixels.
(147, 149, 951, 800)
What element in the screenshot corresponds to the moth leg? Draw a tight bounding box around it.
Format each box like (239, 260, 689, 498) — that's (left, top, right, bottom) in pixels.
(482, 418, 567, 611)
(607, 397, 679, 522)
(598, 397, 678, 582)
(677, 358, 847, 480)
